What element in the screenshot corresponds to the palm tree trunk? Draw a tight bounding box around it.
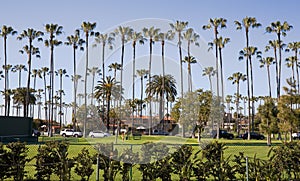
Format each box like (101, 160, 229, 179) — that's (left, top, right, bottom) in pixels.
(49, 44, 54, 137)
(178, 33, 185, 137)
(236, 83, 240, 133)
(4, 37, 8, 116)
(219, 48, 225, 129)
(249, 56, 255, 132)
(214, 27, 220, 139)
(161, 41, 165, 124)
(132, 43, 136, 129)
(26, 42, 32, 118)
(84, 33, 89, 137)
(59, 75, 63, 129)
(267, 65, 272, 97)
(73, 45, 77, 130)
(278, 34, 282, 98)
(148, 39, 153, 135)
(246, 31, 251, 140)
(295, 50, 299, 94)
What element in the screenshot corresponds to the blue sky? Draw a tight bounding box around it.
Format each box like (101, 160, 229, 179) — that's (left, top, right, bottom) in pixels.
(1, 0, 300, 118)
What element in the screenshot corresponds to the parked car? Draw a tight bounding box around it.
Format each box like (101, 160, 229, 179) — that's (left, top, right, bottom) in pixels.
(152, 129, 169, 136)
(60, 129, 83, 138)
(211, 130, 234, 139)
(292, 132, 300, 140)
(242, 132, 265, 140)
(32, 129, 41, 137)
(88, 131, 111, 138)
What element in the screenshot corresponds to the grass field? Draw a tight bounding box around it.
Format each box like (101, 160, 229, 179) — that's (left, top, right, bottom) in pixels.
(18, 135, 287, 180)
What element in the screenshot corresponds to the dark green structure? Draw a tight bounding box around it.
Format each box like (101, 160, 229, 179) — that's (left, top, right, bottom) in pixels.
(0, 116, 36, 143)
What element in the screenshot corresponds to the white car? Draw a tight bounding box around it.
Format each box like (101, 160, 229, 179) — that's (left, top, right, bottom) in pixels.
(292, 132, 300, 140)
(88, 131, 111, 138)
(60, 129, 83, 138)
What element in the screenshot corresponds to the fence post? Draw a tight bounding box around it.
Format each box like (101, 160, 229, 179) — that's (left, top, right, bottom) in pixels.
(96, 153, 99, 181)
(246, 156, 249, 181)
(130, 144, 133, 181)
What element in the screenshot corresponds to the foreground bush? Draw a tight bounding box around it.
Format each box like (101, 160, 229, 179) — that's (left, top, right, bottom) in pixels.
(1, 141, 300, 180)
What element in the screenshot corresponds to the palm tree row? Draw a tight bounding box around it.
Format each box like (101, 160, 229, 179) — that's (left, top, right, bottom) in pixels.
(0, 18, 298, 138)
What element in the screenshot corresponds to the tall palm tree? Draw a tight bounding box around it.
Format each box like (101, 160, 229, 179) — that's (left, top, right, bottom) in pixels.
(259, 57, 275, 97)
(108, 62, 122, 81)
(12, 64, 27, 88)
(203, 18, 227, 99)
(266, 21, 293, 98)
(239, 46, 262, 133)
(81, 21, 96, 137)
(11, 64, 27, 116)
(170, 21, 188, 99)
(94, 76, 118, 131)
(17, 28, 43, 117)
(182, 56, 197, 92)
(65, 29, 85, 130)
(114, 26, 133, 105)
(55, 69, 68, 129)
(235, 17, 261, 139)
(143, 26, 160, 135)
(87, 67, 101, 105)
(183, 28, 199, 92)
(286, 42, 300, 94)
(215, 36, 230, 103)
(0, 25, 17, 116)
(136, 69, 149, 117)
(158, 30, 175, 121)
(94, 32, 114, 81)
(265, 40, 284, 99)
(37, 89, 43, 120)
(12, 88, 36, 117)
(31, 69, 42, 91)
(44, 24, 63, 136)
(202, 67, 216, 93)
(2, 64, 12, 116)
(40, 67, 49, 132)
(285, 56, 297, 85)
(129, 31, 145, 127)
(228, 72, 246, 133)
(145, 74, 177, 128)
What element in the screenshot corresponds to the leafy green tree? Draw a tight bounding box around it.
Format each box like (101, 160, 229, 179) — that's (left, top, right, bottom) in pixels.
(95, 143, 121, 181)
(6, 142, 29, 181)
(0, 25, 17, 116)
(0, 143, 9, 180)
(119, 148, 139, 181)
(74, 148, 94, 181)
(266, 21, 293, 98)
(202, 141, 236, 180)
(257, 97, 278, 145)
(171, 144, 200, 180)
(81, 21, 96, 137)
(277, 94, 300, 142)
